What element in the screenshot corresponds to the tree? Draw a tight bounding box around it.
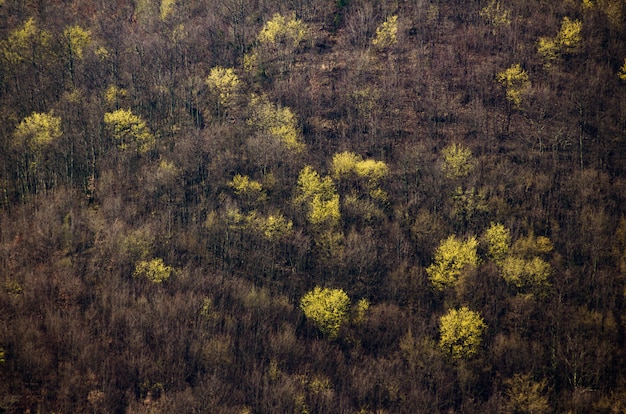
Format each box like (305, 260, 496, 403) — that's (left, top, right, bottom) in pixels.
(300, 287, 351, 339)
(61, 25, 91, 85)
(497, 64, 530, 110)
(484, 222, 511, 264)
(618, 58, 626, 81)
(295, 166, 340, 229)
(14, 111, 62, 151)
(537, 17, 582, 67)
(246, 13, 309, 77)
(441, 144, 474, 179)
(246, 96, 305, 169)
(103, 109, 155, 153)
(13, 111, 63, 195)
(229, 174, 267, 206)
(427, 235, 479, 291)
(205, 66, 241, 117)
(480, 0, 511, 35)
(439, 307, 486, 359)
(500, 256, 551, 290)
(133, 258, 172, 283)
(505, 374, 550, 414)
(372, 15, 398, 50)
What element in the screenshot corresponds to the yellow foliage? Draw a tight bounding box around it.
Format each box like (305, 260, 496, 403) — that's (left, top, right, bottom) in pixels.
(619, 58, 626, 81)
(300, 286, 351, 339)
(480, 0, 511, 34)
(255, 212, 293, 241)
(63, 25, 91, 60)
(229, 174, 265, 198)
(353, 298, 370, 324)
(309, 194, 341, 228)
(497, 64, 530, 109)
(2, 18, 51, 65)
(331, 151, 362, 180)
(355, 159, 389, 182)
(441, 143, 475, 179)
(484, 222, 511, 264)
(104, 109, 155, 153)
(439, 307, 486, 359)
(372, 15, 398, 49)
(249, 97, 305, 153)
(206, 66, 241, 108)
(501, 256, 552, 289)
(160, 0, 176, 20)
(427, 235, 479, 291)
(258, 13, 308, 47)
(505, 374, 550, 414)
(104, 85, 128, 106)
(133, 258, 173, 283)
(14, 111, 62, 150)
(538, 17, 582, 66)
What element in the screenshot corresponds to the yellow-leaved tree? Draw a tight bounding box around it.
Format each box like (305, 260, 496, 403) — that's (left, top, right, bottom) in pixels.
(246, 96, 305, 171)
(439, 307, 487, 359)
(245, 13, 309, 77)
(205, 66, 241, 117)
(427, 235, 479, 291)
(300, 287, 351, 339)
(483, 222, 511, 265)
(441, 143, 475, 179)
(61, 25, 91, 85)
(618, 58, 626, 81)
(480, 0, 511, 35)
(537, 17, 582, 67)
(104, 109, 155, 153)
(497, 64, 530, 110)
(133, 258, 173, 283)
(372, 15, 398, 50)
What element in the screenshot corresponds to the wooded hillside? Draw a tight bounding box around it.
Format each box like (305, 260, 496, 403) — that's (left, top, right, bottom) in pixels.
(1, 0, 626, 412)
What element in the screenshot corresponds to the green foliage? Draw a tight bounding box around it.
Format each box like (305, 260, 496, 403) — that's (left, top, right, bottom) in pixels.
(133, 258, 173, 283)
(62, 25, 91, 60)
(439, 307, 486, 359)
(427, 235, 479, 291)
(480, 0, 511, 34)
(300, 287, 351, 339)
(505, 374, 551, 414)
(372, 15, 398, 50)
(248, 97, 305, 153)
(497, 64, 530, 109)
(14, 111, 62, 150)
(484, 222, 511, 264)
(104, 109, 155, 153)
(205, 66, 241, 110)
(538, 17, 583, 66)
(441, 144, 475, 179)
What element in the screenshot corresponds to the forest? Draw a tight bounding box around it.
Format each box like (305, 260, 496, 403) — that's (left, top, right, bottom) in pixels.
(0, 0, 626, 412)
